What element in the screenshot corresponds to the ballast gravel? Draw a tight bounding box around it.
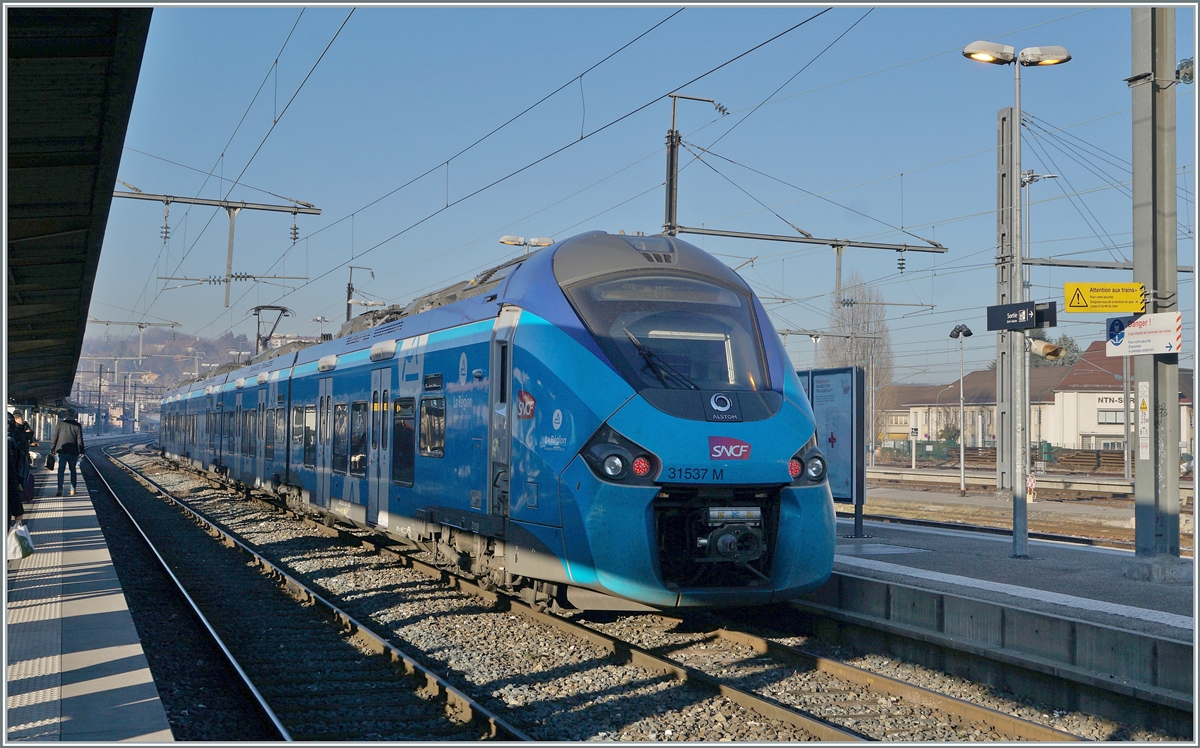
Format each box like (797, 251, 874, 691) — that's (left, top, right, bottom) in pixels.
(119, 450, 1186, 741)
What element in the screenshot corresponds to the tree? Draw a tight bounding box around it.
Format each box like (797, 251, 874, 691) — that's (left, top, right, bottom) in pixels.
(985, 330, 1082, 369)
(1028, 329, 1082, 367)
(817, 271, 895, 447)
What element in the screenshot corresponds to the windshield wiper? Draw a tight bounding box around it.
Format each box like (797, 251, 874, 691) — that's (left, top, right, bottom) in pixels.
(624, 329, 699, 390)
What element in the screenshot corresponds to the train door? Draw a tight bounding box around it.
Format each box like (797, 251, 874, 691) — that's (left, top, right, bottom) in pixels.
(489, 307, 521, 518)
(368, 367, 391, 526)
(257, 391, 267, 487)
(316, 377, 333, 507)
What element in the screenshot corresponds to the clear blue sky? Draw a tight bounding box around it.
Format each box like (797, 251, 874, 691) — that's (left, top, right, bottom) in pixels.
(93, 4, 1196, 384)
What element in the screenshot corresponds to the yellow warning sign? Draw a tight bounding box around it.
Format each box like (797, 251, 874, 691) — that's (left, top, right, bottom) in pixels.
(1140, 398, 1148, 411)
(1063, 282, 1145, 313)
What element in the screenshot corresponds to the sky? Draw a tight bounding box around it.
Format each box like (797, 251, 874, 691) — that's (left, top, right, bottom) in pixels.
(91, 4, 1196, 385)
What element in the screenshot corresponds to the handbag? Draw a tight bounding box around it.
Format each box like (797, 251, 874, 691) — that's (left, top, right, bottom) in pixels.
(45, 452, 55, 471)
(7, 522, 35, 560)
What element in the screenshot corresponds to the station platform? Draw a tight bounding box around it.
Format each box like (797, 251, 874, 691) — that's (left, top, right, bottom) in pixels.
(5, 444, 173, 742)
(835, 484, 1194, 643)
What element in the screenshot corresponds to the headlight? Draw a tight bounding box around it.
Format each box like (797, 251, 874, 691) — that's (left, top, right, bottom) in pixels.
(603, 454, 626, 477)
(804, 455, 826, 481)
(790, 433, 827, 485)
(581, 424, 659, 484)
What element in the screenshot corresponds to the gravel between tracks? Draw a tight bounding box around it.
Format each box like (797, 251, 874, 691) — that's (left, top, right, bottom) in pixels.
(113, 449, 1185, 741)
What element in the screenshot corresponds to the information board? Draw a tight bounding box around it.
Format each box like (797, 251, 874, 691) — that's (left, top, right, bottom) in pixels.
(796, 366, 865, 505)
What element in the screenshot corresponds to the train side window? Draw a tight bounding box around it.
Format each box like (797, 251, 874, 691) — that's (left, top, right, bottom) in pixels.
(275, 407, 286, 458)
(371, 390, 380, 450)
(303, 405, 317, 467)
(227, 408, 237, 445)
(265, 408, 275, 461)
(392, 398, 415, 486)
(419, 397, 445, 458)
(380, 390, 389, 450)
(291, 406, 304, 449)
(332, 403, 349, 474)
(349, 401, 368, 476)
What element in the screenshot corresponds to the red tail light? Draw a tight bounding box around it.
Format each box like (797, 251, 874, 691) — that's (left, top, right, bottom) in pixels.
(788, 459, 802, 479)
(632, 456, 651, 477)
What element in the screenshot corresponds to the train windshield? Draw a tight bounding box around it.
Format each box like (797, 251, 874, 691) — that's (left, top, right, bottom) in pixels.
(566, 274, 769, 392)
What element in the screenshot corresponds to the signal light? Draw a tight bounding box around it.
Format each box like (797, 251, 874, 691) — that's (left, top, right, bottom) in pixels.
(804, 455, 827, 481)
(788, 459, 802, 478)
(632, 456, 651, 477)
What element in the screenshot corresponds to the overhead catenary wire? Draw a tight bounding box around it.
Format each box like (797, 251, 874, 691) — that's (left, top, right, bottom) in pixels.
(204, 8, 837, 338)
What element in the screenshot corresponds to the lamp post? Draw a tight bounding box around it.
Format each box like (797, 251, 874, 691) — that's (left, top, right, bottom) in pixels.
(228, 349, 252, 364)
(950, 324, 974, 497)
(311, 316, 330, 337)
(809, 333, 821, 368)
(964, 39, 1071, 558)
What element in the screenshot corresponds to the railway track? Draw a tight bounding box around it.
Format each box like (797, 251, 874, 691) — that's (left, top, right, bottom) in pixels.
(90, 441, 1187, 740)
(87, 447, 525, 741)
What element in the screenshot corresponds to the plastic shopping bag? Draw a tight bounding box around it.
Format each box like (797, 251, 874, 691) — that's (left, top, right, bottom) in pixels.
(8, 522, 35, 560)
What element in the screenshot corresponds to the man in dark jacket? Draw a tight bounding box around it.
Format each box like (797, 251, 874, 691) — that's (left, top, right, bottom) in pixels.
(50, 410, 85, 497)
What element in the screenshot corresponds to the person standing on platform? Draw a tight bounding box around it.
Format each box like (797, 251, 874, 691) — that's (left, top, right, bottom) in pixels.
(50, 410, 85, 497)
(8, 414, 26, 526)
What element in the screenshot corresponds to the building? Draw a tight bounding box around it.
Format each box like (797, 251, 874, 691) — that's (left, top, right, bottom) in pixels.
(881, 341, 1192, 454)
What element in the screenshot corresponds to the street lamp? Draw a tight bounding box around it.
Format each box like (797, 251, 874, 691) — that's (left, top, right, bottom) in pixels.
(228, 349, 252, 364)
(964, 39, 1071, 558)
(311, 316, 330, 337)
(499, 235, 555, 254)
(808, 333, 821, 368)
(950, 324, 974, 497)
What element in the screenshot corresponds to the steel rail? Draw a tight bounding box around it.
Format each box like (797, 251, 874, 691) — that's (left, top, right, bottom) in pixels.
(97, 447, 532, 741)
(136, 443, 1097, 740)
(84, 450, 292, 741)
(712, 628, 1084, 741)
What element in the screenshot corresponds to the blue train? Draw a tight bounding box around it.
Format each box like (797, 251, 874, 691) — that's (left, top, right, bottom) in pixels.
(160, 231, 834, 610)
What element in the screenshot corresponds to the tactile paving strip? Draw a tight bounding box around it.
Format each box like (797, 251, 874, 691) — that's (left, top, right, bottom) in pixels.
(6, 491, 65, 741)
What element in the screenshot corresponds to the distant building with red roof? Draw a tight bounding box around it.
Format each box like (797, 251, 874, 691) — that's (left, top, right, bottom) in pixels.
(880, 340, 1192, 453)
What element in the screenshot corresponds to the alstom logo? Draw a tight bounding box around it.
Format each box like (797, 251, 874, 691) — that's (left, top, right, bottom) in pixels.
(709, 436, 751, 460)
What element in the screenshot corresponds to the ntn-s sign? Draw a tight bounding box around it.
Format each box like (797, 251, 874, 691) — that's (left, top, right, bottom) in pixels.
(708, 436, 751, 460)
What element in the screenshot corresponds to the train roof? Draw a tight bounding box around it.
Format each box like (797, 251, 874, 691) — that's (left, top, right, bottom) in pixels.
(164, 231, 747, 397)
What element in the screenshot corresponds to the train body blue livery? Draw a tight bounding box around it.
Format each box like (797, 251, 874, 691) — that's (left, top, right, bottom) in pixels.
(161, 231, 835, 610)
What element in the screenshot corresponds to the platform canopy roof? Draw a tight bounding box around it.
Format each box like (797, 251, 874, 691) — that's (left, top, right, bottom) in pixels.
(6, 7, 152, 406)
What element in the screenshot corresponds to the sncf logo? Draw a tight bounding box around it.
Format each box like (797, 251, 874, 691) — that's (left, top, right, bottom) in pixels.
(516, 390, 536, 419)
(709, 436, 751, 460)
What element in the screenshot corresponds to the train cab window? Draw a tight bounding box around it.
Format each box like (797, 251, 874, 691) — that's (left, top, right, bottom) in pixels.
(291, 406, 304, 450)
(332, 403, 349, 474)
(419, 397, 445, 458)
(564, 274, 769, 392)
(349, 401, 368, 476)
(303, 405, 317, 467)
(392, 398, 415, 486)
(264, 409, 275, 461)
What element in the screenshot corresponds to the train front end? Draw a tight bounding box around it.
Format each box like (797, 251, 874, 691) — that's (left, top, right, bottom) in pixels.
(543, 232, 835, 609)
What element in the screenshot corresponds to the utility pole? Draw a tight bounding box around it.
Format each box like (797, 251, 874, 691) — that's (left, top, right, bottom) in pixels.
(1125, 7, 1185, 581)
(662, 96, 948, 290)
(87, 318, 180, 363)
(115, 190, 321, 307)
